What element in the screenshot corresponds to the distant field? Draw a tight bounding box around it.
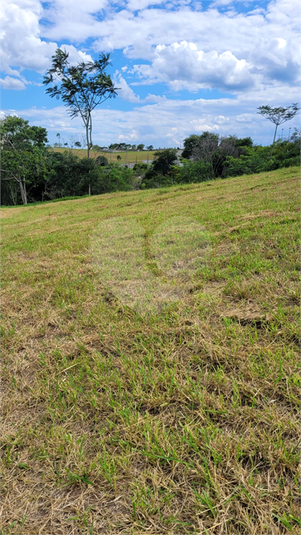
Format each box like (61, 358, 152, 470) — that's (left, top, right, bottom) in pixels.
(1, 167, 300, 534)
(52, 147, 157, 164)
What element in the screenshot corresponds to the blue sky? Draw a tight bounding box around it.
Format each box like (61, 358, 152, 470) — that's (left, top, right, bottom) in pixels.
(0, 0, 300, 148)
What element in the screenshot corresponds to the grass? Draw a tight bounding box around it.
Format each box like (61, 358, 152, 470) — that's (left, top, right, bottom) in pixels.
(52, 147, 157, 164)
(0, 167, 300, 534)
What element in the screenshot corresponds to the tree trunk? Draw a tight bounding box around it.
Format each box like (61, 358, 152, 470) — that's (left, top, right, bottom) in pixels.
(86, 122, 90, 159)
(86, 112, 92, 195)
(19, 177, 27, 205)
(8, 181, 17, 205)
(270, 124, 279, 157)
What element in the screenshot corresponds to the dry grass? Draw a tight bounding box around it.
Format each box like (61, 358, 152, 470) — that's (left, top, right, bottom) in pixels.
(51, 147, 156, 164)
(1, 167, 300, 534)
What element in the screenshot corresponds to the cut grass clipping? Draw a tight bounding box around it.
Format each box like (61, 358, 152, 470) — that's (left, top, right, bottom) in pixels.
(1, 167, 300, 534)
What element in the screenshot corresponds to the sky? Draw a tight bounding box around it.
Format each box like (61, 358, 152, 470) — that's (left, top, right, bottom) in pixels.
(0, 0, 300, 148)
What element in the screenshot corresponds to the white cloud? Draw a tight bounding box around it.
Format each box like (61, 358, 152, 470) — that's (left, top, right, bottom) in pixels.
(90, 0, 301, 92)
(3, 0, 299, 94)
(90, 0, 300, 59)
(249, 36, 301, 84)
(0, 0, 93, 85)
(126, 0, 165, 10)
(0, 0, 57, 74)
(126, 0, 166, 11)
(0, 76, 26, 90)
(41, 0, 109, 41)
(59, 45, 93, 65)
(133, 41, 254, 91)
(113, 72, 141, 102)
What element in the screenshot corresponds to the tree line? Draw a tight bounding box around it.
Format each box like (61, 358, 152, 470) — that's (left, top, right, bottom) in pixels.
(1, 115, 299, 206)
(142, 130, 300, 189)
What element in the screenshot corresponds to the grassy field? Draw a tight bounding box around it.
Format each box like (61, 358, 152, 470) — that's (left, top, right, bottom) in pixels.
(52, 147, 157, 164)
(1, 167, 300, 534)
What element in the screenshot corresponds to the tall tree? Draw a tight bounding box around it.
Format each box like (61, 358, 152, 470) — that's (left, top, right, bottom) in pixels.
(43, 49, 118, 163)
(257, 103, 299, 153)
(0, 116, 48, 205)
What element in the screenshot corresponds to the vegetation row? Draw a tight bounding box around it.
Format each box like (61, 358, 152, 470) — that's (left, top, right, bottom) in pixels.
(1, 116, 300, 206)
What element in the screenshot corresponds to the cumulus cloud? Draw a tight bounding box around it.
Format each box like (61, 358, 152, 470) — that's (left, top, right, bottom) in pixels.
(3, 0, 299, 93)
(0, 0, 94, 87)
(133, 41, 254, 91)
(0, 0, 58, 75)
(90, 0, 301, 91)
(250, 37, 301, 84)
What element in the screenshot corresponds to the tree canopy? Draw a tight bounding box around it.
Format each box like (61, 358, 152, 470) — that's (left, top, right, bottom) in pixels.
(0, 116, 48, 205)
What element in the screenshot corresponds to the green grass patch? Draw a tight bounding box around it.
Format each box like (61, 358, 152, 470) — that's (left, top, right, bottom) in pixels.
(1, 167, 300, 534)
(52, 147, 156, 164)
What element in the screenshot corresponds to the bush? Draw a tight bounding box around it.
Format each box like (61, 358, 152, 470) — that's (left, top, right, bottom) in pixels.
(178, 160, 214, 183)
(94, 165, 135, 193)
(224, 140, 300, 177)
(133, 163, 148, 171)
(95, 155, 109, 166)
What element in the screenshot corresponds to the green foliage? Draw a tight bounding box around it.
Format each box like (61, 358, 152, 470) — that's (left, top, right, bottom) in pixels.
(1, 115, 299, 205)
(0, 116, 48, 205)
(182, 132, 250, 178)
(142, 149, 178, 188)
(133, 163, 148, 172)
(224, 139, 300, 177)
(42, 151, 98, 199)
(182, 134, 201, 159)
(95, 155, 109, 166)
(152, 149, 178, 174)
(95, 165, 135, 193)
(178, 159, 214, 183)
(1, 116, 48, 149)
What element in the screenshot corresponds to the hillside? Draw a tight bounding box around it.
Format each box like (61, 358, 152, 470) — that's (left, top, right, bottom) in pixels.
(1, 167, 300, 534)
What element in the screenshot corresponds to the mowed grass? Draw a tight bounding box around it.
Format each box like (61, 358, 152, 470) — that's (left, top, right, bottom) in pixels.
(0, 167, 300, 535)
(52, 147, 156, 164)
